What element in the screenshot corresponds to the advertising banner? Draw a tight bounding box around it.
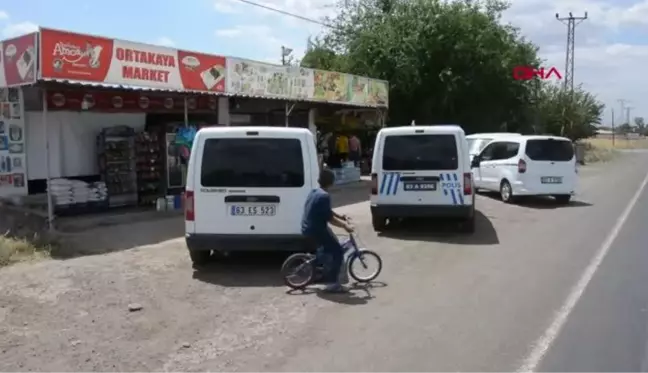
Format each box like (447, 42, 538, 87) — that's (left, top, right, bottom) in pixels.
(226, 57, 314, 100)
(313, 70, 350, 103)
(0, 87, 28, 197)
(0, 33, 38, 87)
(39, 28, 226, 93)
(37, 28, 388, 107)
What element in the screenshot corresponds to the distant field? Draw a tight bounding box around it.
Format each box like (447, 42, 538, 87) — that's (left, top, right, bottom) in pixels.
(586, 137, 648, 150)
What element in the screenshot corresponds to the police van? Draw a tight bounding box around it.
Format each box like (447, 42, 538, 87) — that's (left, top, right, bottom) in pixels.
(184, 127, 320, 265)
(370, 125, 475, 233)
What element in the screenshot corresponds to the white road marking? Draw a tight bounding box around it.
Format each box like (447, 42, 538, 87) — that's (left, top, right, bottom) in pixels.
(517, 170, 648, 372)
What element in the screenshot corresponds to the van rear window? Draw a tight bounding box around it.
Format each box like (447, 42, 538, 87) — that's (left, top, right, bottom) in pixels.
(383, 134, 458, 171)
(525, 139, 574, 161)
(200, 138, 305, 187)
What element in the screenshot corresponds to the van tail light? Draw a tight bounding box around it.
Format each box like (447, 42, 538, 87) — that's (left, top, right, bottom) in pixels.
(185, 190, 195, 221)
(518, 159, 527, 174)
(463, 173, 472, 195)
(371, 173, 378, 195)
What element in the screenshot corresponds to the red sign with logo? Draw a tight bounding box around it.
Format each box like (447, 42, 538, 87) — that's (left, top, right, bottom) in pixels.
(0, 33, 38, 87)
(39, 28, 226, 93)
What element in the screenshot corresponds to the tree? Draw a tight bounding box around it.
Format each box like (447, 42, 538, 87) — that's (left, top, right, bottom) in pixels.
(634, 117, 645, 134)
(533, 83, 603, 140)
(303, 0, 603, 139)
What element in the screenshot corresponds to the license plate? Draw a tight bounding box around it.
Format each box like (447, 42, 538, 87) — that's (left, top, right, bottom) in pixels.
(541, 176, 562, 184)
(404, 182, 437, 191)
(230, 204, 276, 216)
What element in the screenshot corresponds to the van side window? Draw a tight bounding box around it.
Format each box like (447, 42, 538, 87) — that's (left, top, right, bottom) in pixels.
(480, 142, 497, 161)
(491, 141, 519, 160)
(200, 138, 305, 188)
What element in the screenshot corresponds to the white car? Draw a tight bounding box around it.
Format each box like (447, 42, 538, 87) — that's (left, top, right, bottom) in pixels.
(471, 135, 577, 204)
(184, 126, 320, 265)
(370, 125, 475, 233)
(466, 132, 521, 159)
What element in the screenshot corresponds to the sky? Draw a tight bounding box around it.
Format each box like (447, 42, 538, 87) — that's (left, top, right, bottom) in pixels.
(1, 0, 646, 125)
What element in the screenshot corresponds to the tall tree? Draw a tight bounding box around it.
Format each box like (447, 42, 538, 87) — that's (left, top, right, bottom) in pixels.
(303, 0, 603, 138)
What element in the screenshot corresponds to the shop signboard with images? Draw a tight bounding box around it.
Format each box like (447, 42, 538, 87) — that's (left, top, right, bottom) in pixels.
(0, 87, 28, 197)
(226, 57, 314, 100)
(39, 28, 227, 93)
(367, 79, 389, 106)
(0, 33, 37, 87)
(313, 70, 350, 104)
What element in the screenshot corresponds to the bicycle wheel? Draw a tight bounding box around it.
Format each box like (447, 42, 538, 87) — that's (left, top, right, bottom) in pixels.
(281, 253, 316, 290)
(348, 250, 382, 283)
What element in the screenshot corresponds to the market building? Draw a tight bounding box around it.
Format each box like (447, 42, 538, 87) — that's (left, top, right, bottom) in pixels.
(0, 27, 389, 225)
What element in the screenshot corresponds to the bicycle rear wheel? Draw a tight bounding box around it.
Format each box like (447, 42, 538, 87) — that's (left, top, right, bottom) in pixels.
(348, 250, 382, 283)
(281, 253, 316, 290)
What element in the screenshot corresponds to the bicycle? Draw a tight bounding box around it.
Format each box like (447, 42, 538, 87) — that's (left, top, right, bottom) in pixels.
(281, 227, 383, 290)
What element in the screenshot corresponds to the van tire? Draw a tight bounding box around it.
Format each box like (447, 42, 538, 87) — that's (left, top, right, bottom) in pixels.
(554, 194, 571, 205)
(372, 215, 388, 231)
(189, 250, 211, 266)
(500, 180, 515, 203)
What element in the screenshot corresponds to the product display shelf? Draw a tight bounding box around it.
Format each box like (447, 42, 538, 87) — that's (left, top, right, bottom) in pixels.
(135, 132, 164, 206)
(97, 126, 138, 208)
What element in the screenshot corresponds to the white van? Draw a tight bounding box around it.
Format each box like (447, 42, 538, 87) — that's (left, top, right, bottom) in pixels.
(370, 125, 475, 233)
(466, 132, 521, 158)
(471, 135, 577, 204)
(184, 127, 319, 265)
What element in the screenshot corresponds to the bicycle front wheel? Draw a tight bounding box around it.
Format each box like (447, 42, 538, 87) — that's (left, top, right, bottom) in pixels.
(281, 253, 316, 290)
(349, 250, 382, 283)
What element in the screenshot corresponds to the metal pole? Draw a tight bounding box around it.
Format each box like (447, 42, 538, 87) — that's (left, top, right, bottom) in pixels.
(42, 88, 54, 231)
(556, 12, 588, 92)
(611, 108, 615, 146)
(183, 96, 189, 127)
(284, 102, 289, 127)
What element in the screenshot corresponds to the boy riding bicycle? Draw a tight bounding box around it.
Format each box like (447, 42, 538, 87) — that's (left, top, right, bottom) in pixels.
(301, 168, 354, 293)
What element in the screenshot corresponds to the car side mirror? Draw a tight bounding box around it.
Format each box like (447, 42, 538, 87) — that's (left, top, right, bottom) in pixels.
(471, 156, 480, 168)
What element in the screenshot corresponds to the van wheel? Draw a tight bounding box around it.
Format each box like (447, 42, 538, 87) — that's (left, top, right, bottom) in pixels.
(500, 180, 515, 203)
(189, 250, 211, 267)
(554, 194, 571, 205)
(372, 215, 388, 231)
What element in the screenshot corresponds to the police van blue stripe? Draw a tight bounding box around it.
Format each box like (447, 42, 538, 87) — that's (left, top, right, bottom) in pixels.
(386, 173, 395, 195)
(392, 173, 400, 195)
(379, 173, 388, 195)
(449, 189, 457, 205)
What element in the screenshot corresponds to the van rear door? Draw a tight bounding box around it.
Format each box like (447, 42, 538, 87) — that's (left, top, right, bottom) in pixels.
(194, 131, 309, 235)
(378, 132, 466, 206)
(522, 138, 576, 192)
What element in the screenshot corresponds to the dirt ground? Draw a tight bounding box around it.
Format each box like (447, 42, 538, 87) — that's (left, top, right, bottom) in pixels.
(0, 159, 643, 371)
(0, 183, 372, 371)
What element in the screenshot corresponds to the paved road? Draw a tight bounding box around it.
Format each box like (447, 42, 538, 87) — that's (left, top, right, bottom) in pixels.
(537, 163, 648, 372)
(1, 153, 647, 371)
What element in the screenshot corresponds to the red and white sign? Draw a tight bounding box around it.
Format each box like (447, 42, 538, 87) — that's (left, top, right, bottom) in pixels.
(0, 33, 38, 87)
(39, 28, 226, 93)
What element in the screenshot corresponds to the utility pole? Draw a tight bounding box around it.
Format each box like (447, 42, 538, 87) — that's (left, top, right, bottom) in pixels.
(611, 108, 615, 146)
(556, 12, 588, 92)
(617, 99, 629, 124)
(626, 106, 633, 127)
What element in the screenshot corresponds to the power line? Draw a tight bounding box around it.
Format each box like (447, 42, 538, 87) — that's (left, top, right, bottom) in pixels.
(556, 12, 588, 92)
(232, 0, 335, 28)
